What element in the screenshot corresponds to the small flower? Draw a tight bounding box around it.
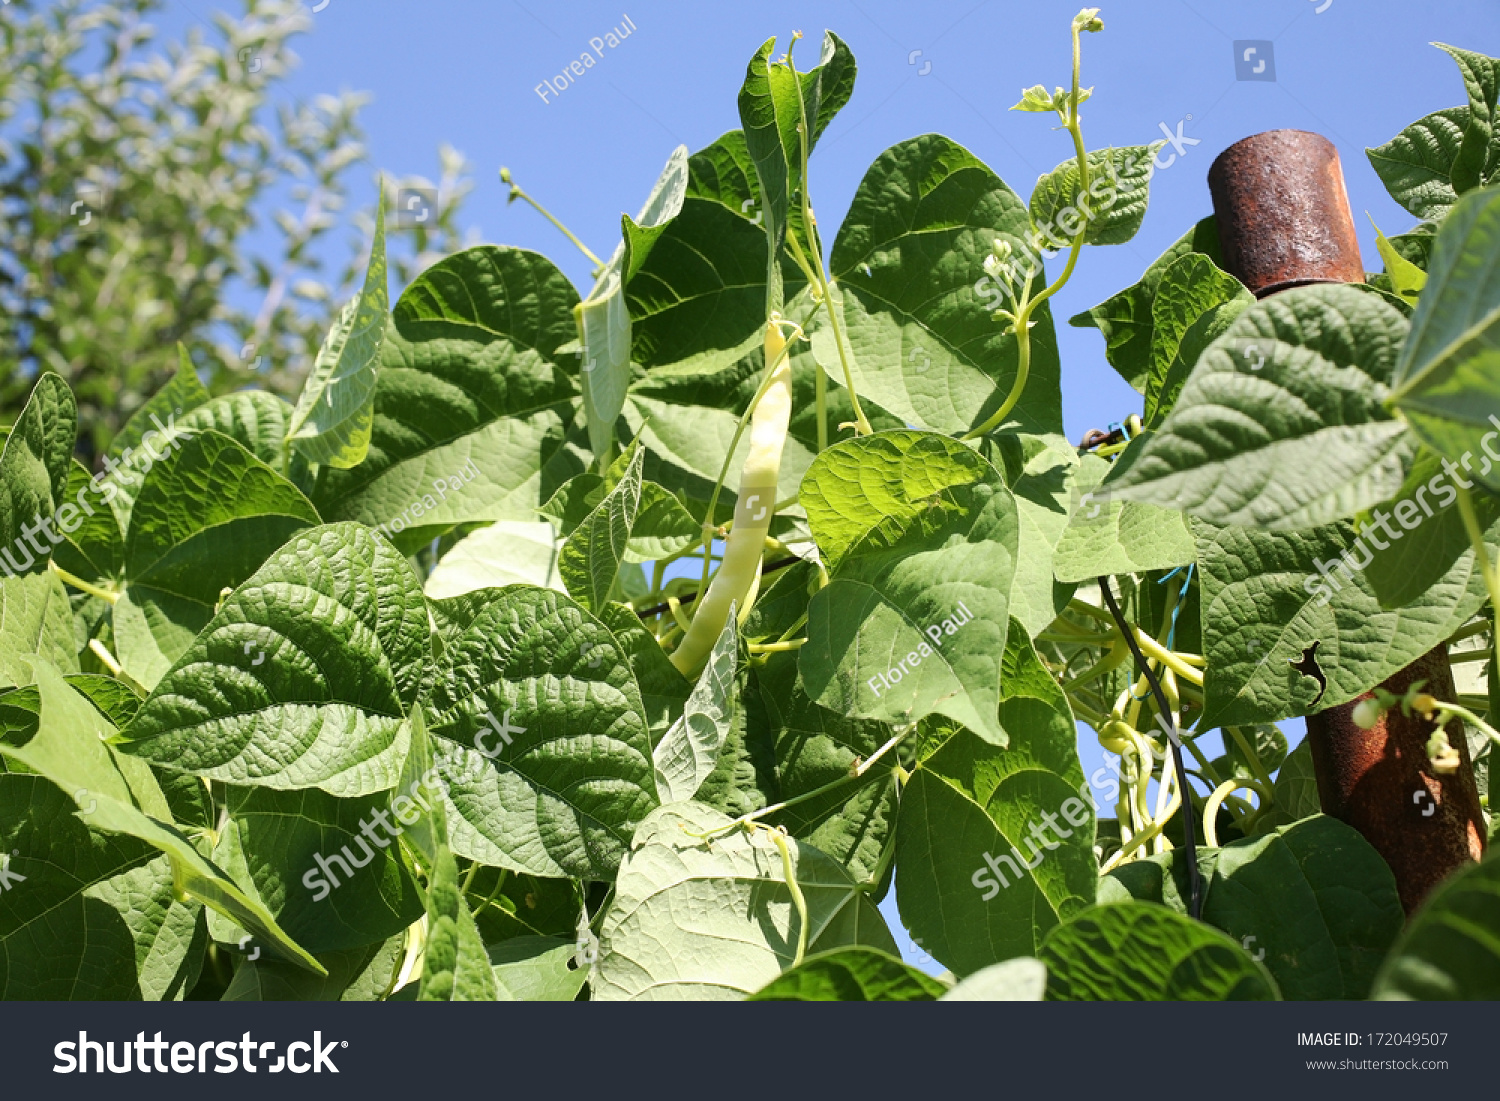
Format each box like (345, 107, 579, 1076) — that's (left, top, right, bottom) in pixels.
(1426, 730, 1462, 775)
(1074, 8, 1104, 33)
(1352, 698, 1383, 730)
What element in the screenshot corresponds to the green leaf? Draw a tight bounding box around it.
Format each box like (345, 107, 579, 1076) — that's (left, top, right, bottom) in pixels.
(113, 431, 321, 689)
(426, 520, 565, 600)
(0, 773, 204, 999)
(1363, 448, 1500, 609)
(1372, 219, 1429, 306)
(817, 135, 1062, 436)
(119, 524, 429, 797)
(1141, 254, 1254, 427)
(1029, 145, 1160, 248)
(314, 246, 586, 532)
(287, 194, 388, 469)
(1039, 902, 1279, 1000)
(0, 374, 76, 578)
(465, 866, 582, 945)
(52, 460, 125, 581)
(488, 936, 587, 1001)
(1107, 285, 1415, 529)
(595, 600, 693, 750)
(888, 624, 1092, 978)
(176, 390, 297, 468)
(424, 585, 657, 879)
(737, 32, 855, 279)
(594, 802, 898, 1001)
(896, 629, 1094, 976)
(223, 936, 404, 1002)
(941, 957, 1047, 1000)
(558, 441, 643, 612)
(418, 844, 498, 1002)
(1053, 444, 1196, 584)
(0, 661, 322, 973)
(653, 610, 737, 804)
(1105, 816, 1403, 999)
(1389, 186, 1500, 491)
(1196, 516, 1490, 726)
(1368, 107, 1471, 222)
(578, 146, 690, 457)
(1436, 45, 1500, 194)
(1070, 217, 1224, 393)
(747, 947, 945, 1001)
(799, 431, 1017, 744)
(1007, 433, 1082, 635)
(207, 786, 425, 956)
(0, 572, 78, 688)
(1372, 849, 1500, 999)
(1274, 740, 1321, 820)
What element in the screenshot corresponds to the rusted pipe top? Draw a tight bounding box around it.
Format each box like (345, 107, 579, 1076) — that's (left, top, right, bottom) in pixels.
(1207, 130, 1366, 297)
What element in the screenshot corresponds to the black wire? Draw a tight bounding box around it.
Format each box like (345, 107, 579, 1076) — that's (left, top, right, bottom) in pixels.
(1097, 575, 1203, 921)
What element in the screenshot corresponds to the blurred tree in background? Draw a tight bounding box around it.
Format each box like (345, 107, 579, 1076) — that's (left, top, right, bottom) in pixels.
(0, 0, 476, 457)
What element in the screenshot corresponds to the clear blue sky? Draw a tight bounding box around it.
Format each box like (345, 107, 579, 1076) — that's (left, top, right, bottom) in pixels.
(156, 0, 1497, 972)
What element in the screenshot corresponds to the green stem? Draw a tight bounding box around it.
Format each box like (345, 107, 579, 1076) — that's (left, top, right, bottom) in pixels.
(1456, 485, 1500, 665)
(51, 563, 118, 605)
(1226, 725, 1276, 793)
(501, 170, 605, 271)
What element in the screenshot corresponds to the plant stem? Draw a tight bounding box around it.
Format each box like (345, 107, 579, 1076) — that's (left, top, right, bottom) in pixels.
(501, 169, 605, 271)
(50, 563, 119, 605)
(962, 20, 1093, 442)
(1455, 485, 1500, 666)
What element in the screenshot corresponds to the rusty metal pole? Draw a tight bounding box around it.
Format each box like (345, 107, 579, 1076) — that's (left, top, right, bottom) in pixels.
(1207, 130, 1487, 915)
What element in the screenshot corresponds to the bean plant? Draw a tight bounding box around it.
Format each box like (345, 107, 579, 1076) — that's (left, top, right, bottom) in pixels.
(1, 10, 1497, 1003)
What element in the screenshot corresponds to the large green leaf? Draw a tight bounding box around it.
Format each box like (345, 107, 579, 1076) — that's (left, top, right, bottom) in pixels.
(896, 628, 1095, 977)
(0, 773, 204, 1000)
(1039, 902, 1279, 1000)
(1102, 816, 1403, 1000)
(594, 802, 897, 1001)
(577, 145, 690, 457)
(1196, 516, 1490, 726)
(1029, 145, 1159, 248)
(1141, 254, 1254, 427)
(0, 661, 321, 973)
(1070, 217, 1224, 393)
(287, 194, 388, 469)
(1372, 849, 1500, 999)
(119, 524, 429, 797)
(418, 843, 498, 1002)
(425, 585, 657, 879)
(1053, 444, 1195, 584)
(113, 431, 321, 690)
(1390, 186, 1500, 492)
(1368, 107, 1471, 223)
(800, 431, 1016, 744)
(1107, 285, 1415, 530)
(558, 441, 643, 612)
(314, 246, 586, 532)
(653, 610, 738, 804)
(488, 936, 587, 1001)
(425, 520, 565, 601)
(207, 786, 424, 956)
(747, 947, 944, 1001)
(818, 134, 1062, 436)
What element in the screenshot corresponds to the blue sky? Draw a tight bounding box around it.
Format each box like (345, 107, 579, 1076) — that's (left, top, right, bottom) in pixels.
(153, 0, 1497, 971)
